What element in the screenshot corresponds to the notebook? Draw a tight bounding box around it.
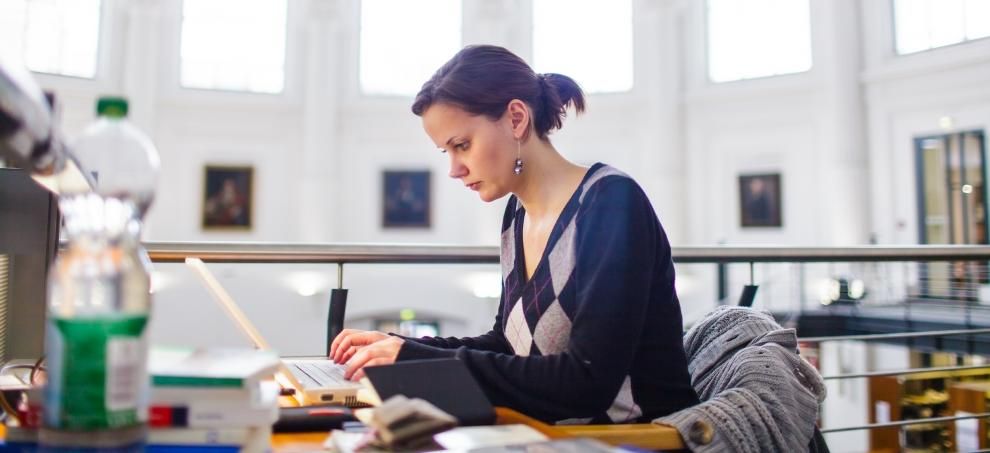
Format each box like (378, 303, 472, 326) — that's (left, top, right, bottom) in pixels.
(363, 358, 496, 426)
(185, 258, 364, 407)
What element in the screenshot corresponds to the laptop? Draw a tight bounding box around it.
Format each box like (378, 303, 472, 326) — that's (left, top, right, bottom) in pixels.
(185, 258, 364, 407)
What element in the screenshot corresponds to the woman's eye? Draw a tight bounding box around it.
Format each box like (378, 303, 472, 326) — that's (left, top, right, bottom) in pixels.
(456, 142, 469, 151)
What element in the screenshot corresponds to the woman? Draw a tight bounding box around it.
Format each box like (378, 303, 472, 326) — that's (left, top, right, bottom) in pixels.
(330, 45, 698, 424)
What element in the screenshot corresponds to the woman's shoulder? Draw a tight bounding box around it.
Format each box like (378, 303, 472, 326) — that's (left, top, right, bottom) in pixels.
(578, 163, 646, 205)
(500, 194, 519, 231)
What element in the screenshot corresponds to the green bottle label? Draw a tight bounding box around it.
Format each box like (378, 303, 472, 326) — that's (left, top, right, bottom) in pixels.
(45, 314, 149, 430)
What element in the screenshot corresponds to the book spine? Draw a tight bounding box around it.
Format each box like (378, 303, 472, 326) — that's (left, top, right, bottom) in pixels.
(151, 384, 260, 406)
(148, 426, 271, 446)
(149, 381, 279, 428)
(149, 404, 278, 428)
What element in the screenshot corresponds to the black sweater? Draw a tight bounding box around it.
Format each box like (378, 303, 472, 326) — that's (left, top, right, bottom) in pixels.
(396, 163, 699, 423)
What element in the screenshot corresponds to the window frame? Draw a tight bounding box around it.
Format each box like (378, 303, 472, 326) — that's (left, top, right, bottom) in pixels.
(160, 0, 302, 104)
(703, 0, 815, 85)
(7, 0, 113, 84)
(345, 0, 646, 113)
(530, 0, 636, 94)
(356, 0, 465, 98)
(890, 0, 990, 56)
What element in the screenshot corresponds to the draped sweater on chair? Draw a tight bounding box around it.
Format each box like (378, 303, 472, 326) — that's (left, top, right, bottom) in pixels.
(655, 306, 827, 452)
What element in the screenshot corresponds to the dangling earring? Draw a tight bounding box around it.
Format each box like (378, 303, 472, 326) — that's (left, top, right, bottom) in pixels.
(513, 139, 524, 175)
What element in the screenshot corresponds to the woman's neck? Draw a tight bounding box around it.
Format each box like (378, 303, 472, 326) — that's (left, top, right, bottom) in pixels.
(513, 140, 587, 219)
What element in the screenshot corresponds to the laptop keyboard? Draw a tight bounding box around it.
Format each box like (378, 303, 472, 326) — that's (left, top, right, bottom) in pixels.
(292, 361, 351, 387)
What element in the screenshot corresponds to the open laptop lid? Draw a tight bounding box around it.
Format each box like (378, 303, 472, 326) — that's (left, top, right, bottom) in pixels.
(184, 257, 298, 389)
(363, 358, 496, 426)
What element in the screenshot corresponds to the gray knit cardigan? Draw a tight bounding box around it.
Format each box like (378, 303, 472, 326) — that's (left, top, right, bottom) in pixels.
(654, 306, 826, 453)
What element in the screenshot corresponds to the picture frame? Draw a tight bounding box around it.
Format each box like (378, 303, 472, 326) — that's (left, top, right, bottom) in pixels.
(202, 165, 253, 230)
(382, 170, 431, 228)
(739, 173, 782, 228)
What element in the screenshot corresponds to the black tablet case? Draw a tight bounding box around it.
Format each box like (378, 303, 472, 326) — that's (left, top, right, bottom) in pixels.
(363, 358, 497, 426)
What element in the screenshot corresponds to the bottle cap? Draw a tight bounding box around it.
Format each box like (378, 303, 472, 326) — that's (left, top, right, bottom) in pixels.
(96, 96, 128, 118)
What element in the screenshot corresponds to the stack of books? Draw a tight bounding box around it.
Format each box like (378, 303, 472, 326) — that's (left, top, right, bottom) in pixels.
(146, 346, 281, 452)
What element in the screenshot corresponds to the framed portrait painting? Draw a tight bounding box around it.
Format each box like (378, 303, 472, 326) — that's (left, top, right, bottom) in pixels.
(739, 173, 782, 228)
(382, 170, 430, 228)
(202, 165, 253, 230)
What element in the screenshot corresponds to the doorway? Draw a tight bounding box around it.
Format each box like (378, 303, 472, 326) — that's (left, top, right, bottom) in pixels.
(915, 130, 988, 301)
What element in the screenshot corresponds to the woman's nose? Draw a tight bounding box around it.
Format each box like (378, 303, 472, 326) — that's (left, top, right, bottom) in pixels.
(449, 157, 468, 179)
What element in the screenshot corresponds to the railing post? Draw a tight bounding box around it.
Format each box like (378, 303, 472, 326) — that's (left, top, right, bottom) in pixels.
(327, 263, 348, 356)
(738, 261, 758, 307)
(717, 262, 727, 304)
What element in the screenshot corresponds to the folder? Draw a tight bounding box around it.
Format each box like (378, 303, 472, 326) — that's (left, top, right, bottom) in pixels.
(362, 358, 496, 426)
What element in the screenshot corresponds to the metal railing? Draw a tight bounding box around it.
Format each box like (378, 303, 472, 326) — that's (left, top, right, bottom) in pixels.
(145, 242, 990, 264)
(808, 327, 990, 437)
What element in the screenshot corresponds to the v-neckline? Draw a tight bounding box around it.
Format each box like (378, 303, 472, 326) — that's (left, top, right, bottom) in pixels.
(514, 163, 602, 287)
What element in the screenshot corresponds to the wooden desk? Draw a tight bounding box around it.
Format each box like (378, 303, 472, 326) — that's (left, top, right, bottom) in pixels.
(555, 422, 685, 450)
(0, 407, 684, 451)
(271, 407, 685, 451)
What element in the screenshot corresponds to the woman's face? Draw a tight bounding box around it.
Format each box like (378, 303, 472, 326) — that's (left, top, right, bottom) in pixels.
(421, 102, 519, 203)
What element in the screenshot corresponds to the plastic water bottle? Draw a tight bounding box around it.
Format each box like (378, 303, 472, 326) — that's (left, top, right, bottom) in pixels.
(43, 96, 159, 449)
(72, 96, 159, 216)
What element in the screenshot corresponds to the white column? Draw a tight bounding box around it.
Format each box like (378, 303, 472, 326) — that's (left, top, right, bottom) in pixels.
(814, 0, 870, 245)
(297, 0, 345, 242)
(635, 0, 685, 239)
(120, 0, 160, 136)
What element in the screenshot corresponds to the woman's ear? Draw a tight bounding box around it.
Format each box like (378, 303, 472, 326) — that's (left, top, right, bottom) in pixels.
(506, 99, 530, 140)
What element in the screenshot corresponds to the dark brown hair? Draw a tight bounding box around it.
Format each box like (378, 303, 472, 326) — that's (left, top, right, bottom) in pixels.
(411, 45, 585, 141)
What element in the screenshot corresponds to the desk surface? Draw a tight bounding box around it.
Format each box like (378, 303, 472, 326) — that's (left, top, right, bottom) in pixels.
(0, 408, 684, 451)
(270, 407, 684, 452)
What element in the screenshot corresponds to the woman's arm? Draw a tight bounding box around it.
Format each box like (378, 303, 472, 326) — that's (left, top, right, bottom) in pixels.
(398, 197, 519, 355)
(398, 301, 511, 354)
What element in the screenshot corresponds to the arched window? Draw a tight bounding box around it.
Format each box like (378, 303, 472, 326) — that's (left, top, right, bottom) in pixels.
(180, 0, 288, 94)
(533, 0, 633, 93)
(706, 0, 813, 83)
(0, 0, 102, 78)
(894, 0, 990, 55)
(360, 0, 462, 96)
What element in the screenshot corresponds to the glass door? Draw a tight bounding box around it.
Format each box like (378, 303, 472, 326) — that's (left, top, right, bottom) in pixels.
(916, 130, 988, 301)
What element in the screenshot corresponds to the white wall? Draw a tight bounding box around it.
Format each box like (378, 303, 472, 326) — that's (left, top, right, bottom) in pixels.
(860, 1, 990, 246)
(681, 0, 869, 248)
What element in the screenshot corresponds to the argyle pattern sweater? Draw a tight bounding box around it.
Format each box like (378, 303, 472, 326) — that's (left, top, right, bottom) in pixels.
(396, 163, 699, 423)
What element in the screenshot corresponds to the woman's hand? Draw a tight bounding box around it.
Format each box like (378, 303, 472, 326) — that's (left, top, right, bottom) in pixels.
(329, 329, 390, 364)
(341, 336, 405, 381)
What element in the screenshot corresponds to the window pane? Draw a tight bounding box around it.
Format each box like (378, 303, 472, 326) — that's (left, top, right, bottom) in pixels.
(533, 0, 633, 93)
(894, 0, 990, 54)
(0, 0, 101, 78)
(180, 0, 287, 94)
(360, 0, 462, 96)
(965, 0, 990, 40)
(707, 0, 812, 83)
(929, 0, 965, 48)
(894, 0, 931, 54)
